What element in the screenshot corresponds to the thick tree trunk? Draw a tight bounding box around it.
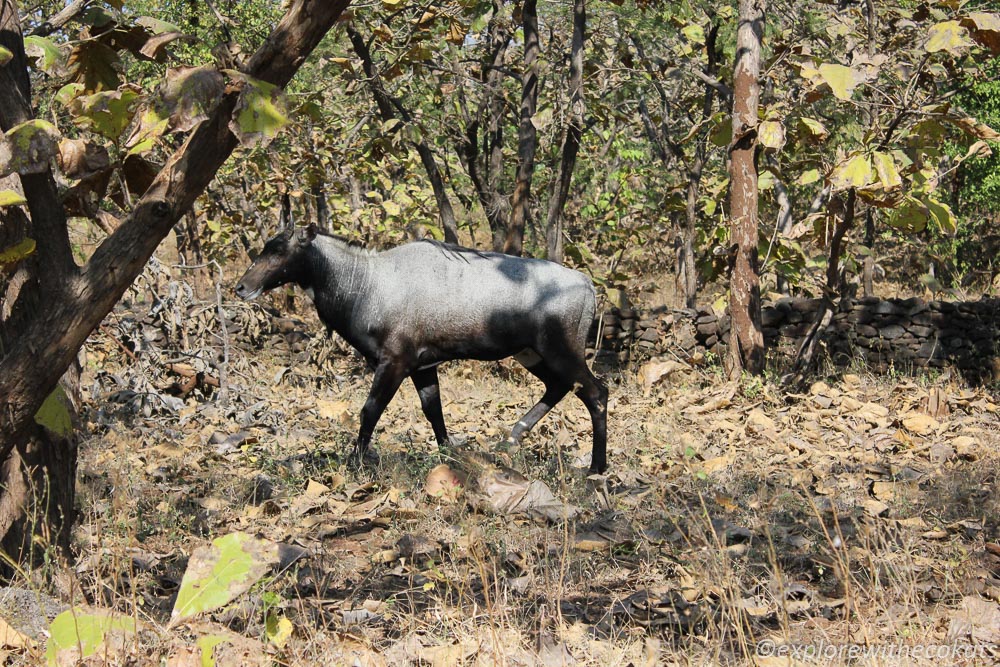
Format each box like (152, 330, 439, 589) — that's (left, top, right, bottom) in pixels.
(504, 0, 540, 256)
(727, 0, 766, 377)
(544, 0, 586, 264)
(346, 25, 459, 244)
(0, 0, 352, 563)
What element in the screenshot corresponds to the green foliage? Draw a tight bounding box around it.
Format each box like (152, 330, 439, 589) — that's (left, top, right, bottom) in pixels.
(33, 385, 73, 437)
(46, 609, 136, 665)
(171, 532, 280, 623)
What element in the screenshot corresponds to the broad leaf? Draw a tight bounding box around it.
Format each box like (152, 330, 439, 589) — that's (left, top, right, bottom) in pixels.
(924, 20, 972, 56)
(126, 66, 224, 154)
(887, 197, 928, 233)
(682, 24, 705, 45)
(265, 614, 293, 648)
(34, 385, 73, 437)
(797, 168, 821, 185)
(961, 12, 1000, 54)
(758, 120, 786, 150)
(0, 190, 27, 207)
(67, 41, 121, 92)
(924, 196, 957, 235)
(225, 71, 289, 147)
(818, 63, 861, 101)
(45, 609, 136, 666)
(828, 152, 873, 190)
(872, 151, 902, 190)
(0, 238, 35, 275)
(136, 16, 184, 34)
(798, 117, 829, 141)
(67, 88, 140, 139)
(171, 532, 280, 623)
(0, 119, 61, 177)
(945, 115, 1000, 141)
(0, 45, 12, 66)
(23, 36, 63, 75)
(58, 138, 111, 181)
(54, 83, 85, 107)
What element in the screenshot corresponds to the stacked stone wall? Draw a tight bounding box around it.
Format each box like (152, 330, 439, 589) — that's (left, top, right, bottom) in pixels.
(589, 297, 1000, 382)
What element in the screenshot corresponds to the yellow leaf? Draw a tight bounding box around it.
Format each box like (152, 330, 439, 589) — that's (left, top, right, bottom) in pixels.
(265, 614, 293, 648)
(382, 200, 401, 217)
(872, 151, 901, 190)
(0, 190, 27, 207)
(818, 63, 860, 101)
(798, 168, 821, 185)
(758, 120, 785, 150)
(925, 20, 972, 55)
(798, 117, 829, 141)
(828, 153, 873, 190)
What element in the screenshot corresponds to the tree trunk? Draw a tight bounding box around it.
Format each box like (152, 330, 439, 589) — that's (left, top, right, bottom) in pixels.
(544, 0, 586, 264)
(773, 173, 793, 295)
(504, 0, 540, 256)
(789, 189, 856, 380)
(346, 25, 459, 244)
(0, 0, 352, 564)
(727, 0, 767, 377)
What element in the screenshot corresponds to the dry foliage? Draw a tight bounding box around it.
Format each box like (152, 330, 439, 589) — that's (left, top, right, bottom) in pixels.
(1, 269, 999, 666)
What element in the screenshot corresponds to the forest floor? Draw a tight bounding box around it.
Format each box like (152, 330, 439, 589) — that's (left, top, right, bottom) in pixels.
(4, 281, 1000, 666)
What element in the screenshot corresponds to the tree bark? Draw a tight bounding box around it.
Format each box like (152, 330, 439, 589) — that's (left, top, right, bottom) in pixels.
(346, 25, 460, 244)
(0, 0, 352, 562)
(544, 0, 586, 264)
(727, 0, 766, 377)
(789, 189, 856, 380)
(504, 0, 540, 256)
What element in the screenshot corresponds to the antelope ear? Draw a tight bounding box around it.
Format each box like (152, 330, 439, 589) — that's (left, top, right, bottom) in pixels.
(298, 224, 317, 244)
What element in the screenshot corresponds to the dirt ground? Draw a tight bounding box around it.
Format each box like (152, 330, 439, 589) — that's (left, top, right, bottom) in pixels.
(5, 270, 1000, 666)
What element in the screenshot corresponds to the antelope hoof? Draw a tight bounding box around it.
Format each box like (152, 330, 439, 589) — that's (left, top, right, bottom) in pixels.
(348, 445, 381, 469)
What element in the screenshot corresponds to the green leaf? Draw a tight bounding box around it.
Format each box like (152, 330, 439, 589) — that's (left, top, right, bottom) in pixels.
(828, 153, 873, 190)
(710, 116, 732, 147)
(172, 532, 280, 623)
(923, 196, 956, 235)
(887, 197, 928, 233)
(45, 609, 136, 666)
(67, 89, 140, 139)
(23, 36, 63, 75)
(681, 24, 705, 45)
(798, 168, 821, 185)
(818, 63, 861, 101)
(798, 117, 829, 141)
(382, 200, 402, 217)
(196, 634, 228, 667)
(0, 190, 27, 207)
(925, 20, 972, 55)
(224, 71, 289, 147)
(758, 120, 785, 150)
(34, 385, 73, 437)
(55, 83, 85, 107)
(136, 16, 184, 34)
(0, 119, 61, 177)
(0, 45, 12, 66)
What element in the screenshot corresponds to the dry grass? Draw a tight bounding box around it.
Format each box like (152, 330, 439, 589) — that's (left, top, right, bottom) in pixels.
(3, 290, 999, 666)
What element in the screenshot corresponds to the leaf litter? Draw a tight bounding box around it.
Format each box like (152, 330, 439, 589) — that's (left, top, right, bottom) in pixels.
(9, 273, 998, 665)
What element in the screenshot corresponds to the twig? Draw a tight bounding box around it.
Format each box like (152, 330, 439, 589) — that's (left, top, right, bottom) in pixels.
(213, 261, 230, 406)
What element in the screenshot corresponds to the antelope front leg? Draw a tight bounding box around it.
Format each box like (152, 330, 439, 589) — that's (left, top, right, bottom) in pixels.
(351, 358, 408, 466)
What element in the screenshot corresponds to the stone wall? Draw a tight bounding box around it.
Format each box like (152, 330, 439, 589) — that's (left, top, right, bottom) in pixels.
(589, 297, 1000, 383)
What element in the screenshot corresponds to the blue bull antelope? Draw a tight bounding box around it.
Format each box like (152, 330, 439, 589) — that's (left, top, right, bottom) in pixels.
(235, 225, 608, 473)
